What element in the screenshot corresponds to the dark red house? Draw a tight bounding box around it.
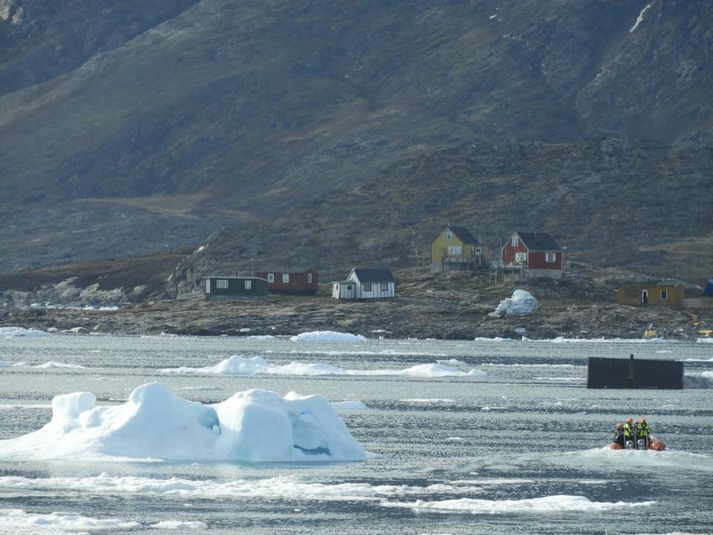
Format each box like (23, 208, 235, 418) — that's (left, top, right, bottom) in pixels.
(501, 231, 562, 279)
(256, 268, 318, 295)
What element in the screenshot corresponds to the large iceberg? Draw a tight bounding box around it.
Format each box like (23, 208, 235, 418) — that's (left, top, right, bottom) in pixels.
(491, 289, 539, 317)
(0, 383, 365, 462)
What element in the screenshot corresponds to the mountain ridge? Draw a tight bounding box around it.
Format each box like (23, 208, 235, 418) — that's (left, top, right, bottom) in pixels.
(1, 0, 712, 284)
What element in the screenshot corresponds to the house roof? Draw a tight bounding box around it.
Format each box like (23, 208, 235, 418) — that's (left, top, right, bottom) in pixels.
(515, 231, 561, 251)
(257, 267, 315, 273)
(449, 225, 478, 244)
(620, 281, 685, 288)
(205, 275, 268, 281)
(351, 268, 395, 283)
(433, 225, 478, 244)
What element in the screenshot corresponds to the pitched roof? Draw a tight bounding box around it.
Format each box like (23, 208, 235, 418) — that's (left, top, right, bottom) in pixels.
(258, 267, 315, 273)
(351, 268, 395, 283)
(447, 225, 478, 245)
(516, 231, 561, 251)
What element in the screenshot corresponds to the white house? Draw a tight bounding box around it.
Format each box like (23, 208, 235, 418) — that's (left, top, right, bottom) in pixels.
(332, 268, 395, 299)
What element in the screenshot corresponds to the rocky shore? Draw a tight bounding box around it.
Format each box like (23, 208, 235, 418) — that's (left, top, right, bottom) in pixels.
(2, 265, 710, 340)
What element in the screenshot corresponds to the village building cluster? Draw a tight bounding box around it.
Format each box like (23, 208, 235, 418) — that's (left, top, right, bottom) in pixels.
(203, 224, 712, 309)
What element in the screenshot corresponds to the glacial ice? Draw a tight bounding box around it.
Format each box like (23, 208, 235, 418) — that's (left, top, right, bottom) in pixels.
(0, 383, 365, 462)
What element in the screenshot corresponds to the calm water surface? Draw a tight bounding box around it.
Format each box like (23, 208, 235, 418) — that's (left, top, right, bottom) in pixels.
(0, 334, 712, 534)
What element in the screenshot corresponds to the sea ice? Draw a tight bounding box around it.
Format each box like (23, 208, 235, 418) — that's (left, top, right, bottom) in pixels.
(0, 383, 365, 462)
(382, 495, 656, 514)
(160, 355, 486, 379)
(290, 331, 367, 342)
(0, 326, 49, 337)
(0, 508, 138, 530)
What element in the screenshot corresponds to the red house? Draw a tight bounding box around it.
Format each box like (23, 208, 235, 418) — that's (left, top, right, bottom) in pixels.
(256, 268, 318, 295)
(501, 231, 562, 279)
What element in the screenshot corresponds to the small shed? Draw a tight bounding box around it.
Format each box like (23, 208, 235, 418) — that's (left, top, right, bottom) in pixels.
(332, 268, 395, 300)
(617, 281, 685, 306)
(205, 276, 269, 298)
(256, 268, 318, 295)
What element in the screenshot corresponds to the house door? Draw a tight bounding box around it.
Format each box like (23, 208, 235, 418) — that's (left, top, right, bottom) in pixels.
(641, 289, 649, 304)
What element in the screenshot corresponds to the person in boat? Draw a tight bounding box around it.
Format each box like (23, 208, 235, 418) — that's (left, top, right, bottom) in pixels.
(623, 417, 636, 445)
(638, 418, 651, 448)
(612, 423, 626, 448)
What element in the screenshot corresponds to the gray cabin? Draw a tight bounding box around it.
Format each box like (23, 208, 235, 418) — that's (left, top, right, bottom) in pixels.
(205, 276, 269, 298)
(332, 268, 395, 299)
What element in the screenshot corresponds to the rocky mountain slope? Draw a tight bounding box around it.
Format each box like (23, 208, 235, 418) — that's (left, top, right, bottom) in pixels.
(1, 0, 712, 284)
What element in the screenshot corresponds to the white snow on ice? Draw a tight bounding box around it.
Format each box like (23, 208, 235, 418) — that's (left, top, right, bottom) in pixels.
(382, 495, 656, 514)
(630, 2, 653, 33)
(0, 473, 488, 501)
(290, 331, 366, 342)
(151, 520, 207, 529)
(331, 401, 369, 411)
(697, 337, 713, 344)
(0, 383, 365, 462)
(0, 326, 49, 337)
(0, 508, 139, 531)
(32, 361, 85, 369)
(160, 355, 487, 379)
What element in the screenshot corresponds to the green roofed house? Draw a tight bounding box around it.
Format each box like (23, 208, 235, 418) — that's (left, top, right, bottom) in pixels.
(431, 225, 484, 272)
(204, 276, 268, 298)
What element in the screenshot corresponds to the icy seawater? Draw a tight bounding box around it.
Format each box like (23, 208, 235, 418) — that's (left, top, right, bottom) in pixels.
(0, 333, 712, 534)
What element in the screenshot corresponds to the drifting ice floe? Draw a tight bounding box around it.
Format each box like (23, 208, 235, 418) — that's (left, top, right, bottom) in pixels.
(0, 326, 49, 337)
(290, 331, 367, 342)
(0, 383, 365, 462)
(382, 495, 656, 514)
(0, 508, 138, 531)
(0, 473, 501, 501)
(160, 355, 486, 379)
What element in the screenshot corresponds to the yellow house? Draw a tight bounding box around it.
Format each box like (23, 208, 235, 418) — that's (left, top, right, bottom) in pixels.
(617, 282, 685, 306)
(430, 225, 485, 272)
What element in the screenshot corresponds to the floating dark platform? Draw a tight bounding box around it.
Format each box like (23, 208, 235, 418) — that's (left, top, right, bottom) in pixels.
(587, 355, 683, 389)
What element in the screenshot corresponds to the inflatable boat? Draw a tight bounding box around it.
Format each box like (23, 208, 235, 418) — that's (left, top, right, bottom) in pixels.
(609, 437, 665, 451)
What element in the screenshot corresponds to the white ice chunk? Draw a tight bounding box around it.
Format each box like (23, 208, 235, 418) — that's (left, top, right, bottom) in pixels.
(491, 289, 539, 317)
(290, 331, 367, 342)
(0, 383, 365, 463)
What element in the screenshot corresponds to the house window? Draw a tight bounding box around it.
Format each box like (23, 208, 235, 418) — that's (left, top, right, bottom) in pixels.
(363, 282, 372, 292)
(282, 273, 290, 283)
(267, 273, 274, 283)
(512, 235, 519, 247)
(660, 289, 668, 300)
(444, 231, 452, 240)
(515, 252, 527, 263)
(545, 252, 557, 263)
(380, 282, 389, 292)
(216, 279, 229, 289)
(307, 273, 313, 283)
(244, 280, 252, 290)
(448, 245, 462, 256)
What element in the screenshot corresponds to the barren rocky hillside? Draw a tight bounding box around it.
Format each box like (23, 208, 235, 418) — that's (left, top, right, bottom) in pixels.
(1, 0, 712, 285)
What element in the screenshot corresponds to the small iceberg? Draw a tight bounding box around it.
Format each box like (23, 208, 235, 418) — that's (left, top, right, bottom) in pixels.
(290, 331, 367, 342)
(0, 383, 366, 462)
(491, 289, 539, 318)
